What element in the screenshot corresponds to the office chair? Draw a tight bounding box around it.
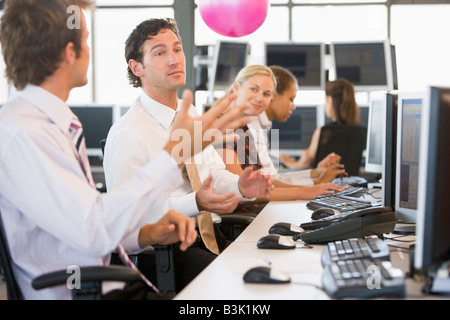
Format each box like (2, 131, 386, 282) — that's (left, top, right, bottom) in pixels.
(313, 124, 367, 177)
(0, 210, 140, 300)
(100, 138, 177, 294)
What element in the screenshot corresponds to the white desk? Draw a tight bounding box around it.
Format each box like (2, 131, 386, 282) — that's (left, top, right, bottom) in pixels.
(175, 200, 330, 300)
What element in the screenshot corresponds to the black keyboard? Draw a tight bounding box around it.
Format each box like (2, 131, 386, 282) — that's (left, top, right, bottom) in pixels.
(307, 194, 373, 213)
(321, 237, 390, 266)
(321, 258, 405, 299)
(319, 186, 365, 198)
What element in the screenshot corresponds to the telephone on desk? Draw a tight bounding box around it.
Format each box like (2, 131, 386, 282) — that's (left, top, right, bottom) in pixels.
(293, 206, 397, 244)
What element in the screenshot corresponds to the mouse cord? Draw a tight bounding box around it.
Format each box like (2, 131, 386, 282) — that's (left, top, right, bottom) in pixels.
(290, 281, 325, 292)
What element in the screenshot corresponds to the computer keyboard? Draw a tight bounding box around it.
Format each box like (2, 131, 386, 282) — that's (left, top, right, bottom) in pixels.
(307, 194, 373, 213)
(321, 258, 405, 299)
(320, 236, 390, 266)
(318, 186, 365, 198)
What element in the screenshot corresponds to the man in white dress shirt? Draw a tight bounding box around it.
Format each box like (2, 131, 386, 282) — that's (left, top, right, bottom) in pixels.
(0, 0, 252, 300)
(103, 18, 273, 290)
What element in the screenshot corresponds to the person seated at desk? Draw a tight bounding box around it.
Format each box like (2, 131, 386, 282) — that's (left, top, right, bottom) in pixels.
(0, 0, 255, 300)
(103, 18, 273, 291)
(250, 65, 346, 187)
(280, 78, 361, 170)
(214, 65, 347, 201)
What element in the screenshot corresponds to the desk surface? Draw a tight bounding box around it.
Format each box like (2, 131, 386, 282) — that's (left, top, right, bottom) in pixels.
(174, 200, 437, 300)
(176, 200, 330, 300)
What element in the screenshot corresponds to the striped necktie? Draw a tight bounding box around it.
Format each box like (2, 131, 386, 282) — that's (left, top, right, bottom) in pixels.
(69, 115, 159, 293)
(69, 116, 95, 188)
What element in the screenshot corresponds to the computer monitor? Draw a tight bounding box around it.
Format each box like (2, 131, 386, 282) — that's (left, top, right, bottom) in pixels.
(208, 40, 249, 92)
(69, 105, 114, 157)
(390, 44, 399, 90)
(414, 86, 450, 278)
(269, 105, 319, 156)
(381, 93, 398, 208)
(330, 40, 394, 92)
(394, 91, 425, 225)
(365, 94, 385, 174)
(265, 42, 325, 90)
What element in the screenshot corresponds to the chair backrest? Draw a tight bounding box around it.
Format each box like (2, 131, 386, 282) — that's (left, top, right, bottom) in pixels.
(100, 139, 106, 156)
(313, 124, 367, 177)
(0, 211, 24, 300)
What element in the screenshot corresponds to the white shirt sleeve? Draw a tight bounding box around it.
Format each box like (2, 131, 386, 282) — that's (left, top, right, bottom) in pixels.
(0, 120, 181, 257)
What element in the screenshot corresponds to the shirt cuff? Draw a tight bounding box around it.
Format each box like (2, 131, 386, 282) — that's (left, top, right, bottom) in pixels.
(121, 229, 144, 254)
(169, 192, 200, 217)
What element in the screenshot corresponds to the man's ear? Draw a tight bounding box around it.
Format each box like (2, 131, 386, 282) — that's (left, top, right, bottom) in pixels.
(128, 59, 143, 77)
(63, 42, 76, 65)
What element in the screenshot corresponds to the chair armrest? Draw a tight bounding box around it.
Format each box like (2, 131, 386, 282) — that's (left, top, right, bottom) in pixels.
(221, 214, 254, 226)
(32, 265, 141, 290)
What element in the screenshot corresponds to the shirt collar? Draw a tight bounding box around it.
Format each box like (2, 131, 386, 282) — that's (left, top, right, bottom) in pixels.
(139, 92, 178, 129)
(258, 111, 272, 129)
(139, 92, 196, 128)
(17, 84, 73, 133)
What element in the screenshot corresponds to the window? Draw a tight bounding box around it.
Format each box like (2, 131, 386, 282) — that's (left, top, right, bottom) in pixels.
(292, 5, 387, 42)
(391, 4, 450, 91)
(94, 8, 174, 105)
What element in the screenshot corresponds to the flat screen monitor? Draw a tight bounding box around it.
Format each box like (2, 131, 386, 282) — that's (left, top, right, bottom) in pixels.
(208, 40, 249, 91)
(394, 92, 425, 224)
(365, 94, 385, 174)
(381, 93, 398, 208)
(269, 105, 318, 156)
(69, 105, 114, 157)
(331, 40, 394, 92)
(265, 42, 325, 90)
(415, 86, 450, 272)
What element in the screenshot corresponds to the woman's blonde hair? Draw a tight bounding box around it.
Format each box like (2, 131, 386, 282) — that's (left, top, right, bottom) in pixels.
(213, 65, 277, 108)
(225, 64, 277, 95)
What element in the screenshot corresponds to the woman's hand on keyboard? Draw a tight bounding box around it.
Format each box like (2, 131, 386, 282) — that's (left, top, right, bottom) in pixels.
(300, 183, 348, 200)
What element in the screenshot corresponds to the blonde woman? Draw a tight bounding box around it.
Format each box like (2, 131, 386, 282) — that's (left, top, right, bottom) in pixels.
(215, 65, 346, 201)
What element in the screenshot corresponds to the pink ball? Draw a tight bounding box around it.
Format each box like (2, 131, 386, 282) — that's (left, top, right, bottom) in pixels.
(198, 0, 269, 38)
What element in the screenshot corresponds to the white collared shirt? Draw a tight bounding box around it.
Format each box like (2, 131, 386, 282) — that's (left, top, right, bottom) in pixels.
(249, 112, 314, 186)
(103, 92, 243, 222)
(0, 85, 181, 299)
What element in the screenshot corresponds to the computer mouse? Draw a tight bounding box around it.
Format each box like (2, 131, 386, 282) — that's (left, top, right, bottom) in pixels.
(311, 207, 338, 220)
(243, 266, 291, 284)
(257, 234, 296, 249)
(268, 222, 304, 236)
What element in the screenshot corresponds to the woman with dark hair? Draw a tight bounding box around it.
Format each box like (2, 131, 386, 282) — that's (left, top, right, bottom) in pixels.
(280, 78, 360, 170)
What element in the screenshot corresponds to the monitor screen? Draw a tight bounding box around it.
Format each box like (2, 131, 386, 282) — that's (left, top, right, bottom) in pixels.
(382, 93, 398, 208)
(365, 95, 385, 174)
(270, 106, 318, 155)
(331, 40, 394, 91)
(394, 92, 425, 223)
(415, 86, 450, 271)
(209, 41, 249, 91)
(69, 105, 114, 157)
(265, 43, 324, 89)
